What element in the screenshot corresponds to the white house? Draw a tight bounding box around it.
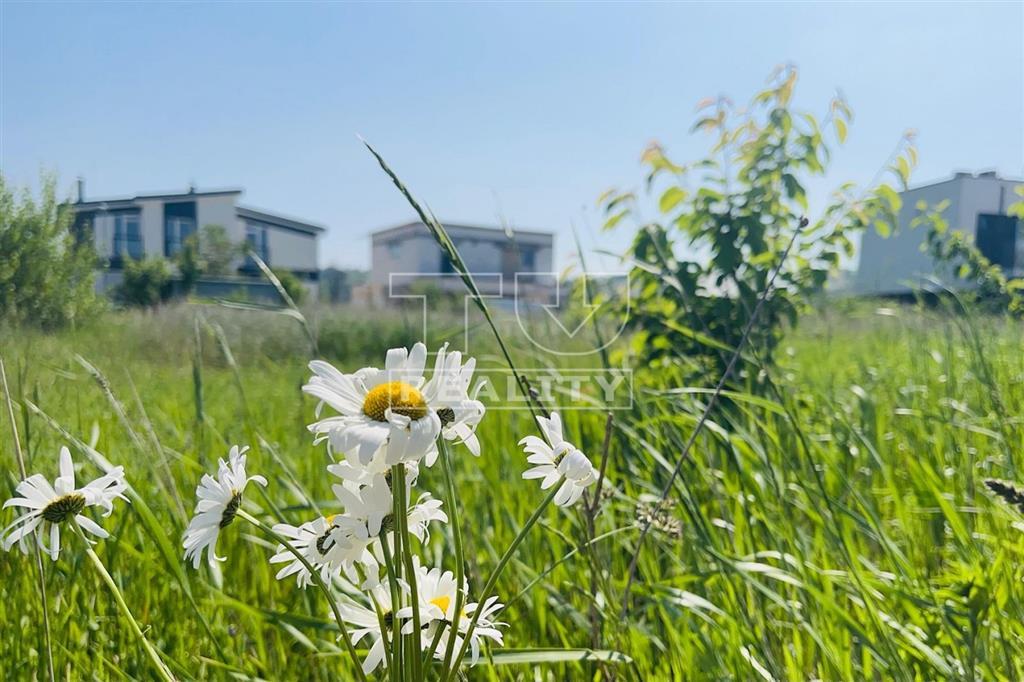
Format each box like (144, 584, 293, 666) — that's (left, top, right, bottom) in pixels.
(364, 221, 555, 305)
(71, 181, 325, 297)
(854, 171, 1022, 296)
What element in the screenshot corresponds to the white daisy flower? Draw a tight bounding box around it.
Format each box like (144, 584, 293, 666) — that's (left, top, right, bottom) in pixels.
(431, 596, 507, 666)
(397, 559, 506, 666)
(332, 474, 396, 539)
(327, 513, 382, 586)
(397, 558, 461, 628)
(2, 446, 128, 561)
(421, 344, 486, 458)
(334, 583, 395, 674)
(328, 473, 446, 584)
(327, 457, 419, 489)
(303, 344, 442, 470)
(520, 411, 597, 508)
(406, 494, 448, 542)
(269, 514, 349, 588)
(183, 445, 267, 569)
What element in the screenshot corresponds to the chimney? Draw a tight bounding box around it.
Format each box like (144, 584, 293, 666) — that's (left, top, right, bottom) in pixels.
(76, 177, 85, 203)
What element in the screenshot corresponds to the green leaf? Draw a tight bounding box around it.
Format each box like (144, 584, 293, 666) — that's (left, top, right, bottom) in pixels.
(834, 117, 848, 144)
(895, 156, 912, 188)
(603, 209, 629, 231)
(877, 184, 901, 213)
(658, 186, 687, 213)
(658, 318, 736, 353)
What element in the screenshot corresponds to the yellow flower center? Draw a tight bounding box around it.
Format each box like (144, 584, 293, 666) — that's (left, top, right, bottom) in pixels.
(363, 381, 428, 422)
(429, 595, 451, 614)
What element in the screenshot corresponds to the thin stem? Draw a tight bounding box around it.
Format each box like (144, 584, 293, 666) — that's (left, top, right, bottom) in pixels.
(74, 525, 176, 682)
(437, 439, 465, 672)
(362, 139, 545, 421)
(423, 625, 446, 671)
(379, 526, 403, 681)
(393, 464, 422, 681)
(584, 413, 614, 664)
(508, 527, 633, 606)
(444, 485, 560, 680)
(587, 412, 615, 519)
(0, 357, 55, 682)
(619, 222, 804, 616)
(235, 509, 369, 682)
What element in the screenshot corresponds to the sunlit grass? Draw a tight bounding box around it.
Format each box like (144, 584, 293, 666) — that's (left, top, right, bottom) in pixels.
(2, 301, 1024, 679)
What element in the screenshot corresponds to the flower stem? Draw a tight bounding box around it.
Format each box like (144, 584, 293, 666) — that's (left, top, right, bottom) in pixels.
(393, 464, 423, 681)
(74, 525, 176, 682)
(444, 484, 560, 680)
(379, 522, 403, 681)
(436, 439, 465, 672)
(235, 509, 369, 682)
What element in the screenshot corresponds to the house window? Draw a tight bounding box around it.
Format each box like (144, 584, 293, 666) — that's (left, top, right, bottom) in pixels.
(112, 213, 143, 260)
(440, 253, 454, 273)
(165, 216, 196, 257)
(520, 246, 537, 271)
(245, 223, 269, 265)
(976, 213, 1018, 272)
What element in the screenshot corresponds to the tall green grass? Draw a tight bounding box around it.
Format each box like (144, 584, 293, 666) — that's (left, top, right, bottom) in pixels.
(2, 301, 1024, 679)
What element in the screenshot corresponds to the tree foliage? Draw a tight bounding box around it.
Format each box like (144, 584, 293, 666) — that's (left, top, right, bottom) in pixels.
(0, 174, 104, 329)
(600, 67, 914, 377)
(199, 224, 240, 276)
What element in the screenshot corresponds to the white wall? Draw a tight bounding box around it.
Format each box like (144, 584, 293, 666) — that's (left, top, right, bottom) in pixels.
(266, 228, 318, 271)
(137, 199, 164, 256)
(372, 233, 441, 286)
(197, 196, 243, 242)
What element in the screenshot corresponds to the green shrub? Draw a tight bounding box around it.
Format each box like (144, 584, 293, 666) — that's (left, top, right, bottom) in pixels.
(271, 268, 307, 306)
(0, 174, 105, 329)
(119, 257, 172, 307)
(175, 234, 202, 296)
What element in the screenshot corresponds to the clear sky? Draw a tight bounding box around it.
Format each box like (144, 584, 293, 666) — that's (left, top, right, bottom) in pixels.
(2, 1, 1021, 271)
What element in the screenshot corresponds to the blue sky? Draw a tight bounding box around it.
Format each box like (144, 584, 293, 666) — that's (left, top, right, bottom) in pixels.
(2, 2, 1021, 270)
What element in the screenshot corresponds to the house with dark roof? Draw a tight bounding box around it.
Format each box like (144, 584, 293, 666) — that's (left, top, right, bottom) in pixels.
(70, 180, 325, 298)
(365, 221, 555, 305)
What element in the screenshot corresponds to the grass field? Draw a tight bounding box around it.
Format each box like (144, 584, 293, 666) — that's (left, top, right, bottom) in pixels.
(2, 300, 1024, 680)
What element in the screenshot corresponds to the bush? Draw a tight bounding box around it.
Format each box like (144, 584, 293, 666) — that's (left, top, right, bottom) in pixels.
(271, 268, 307, 306)
(0, 174, 104, 329)
(176, 234, 202, 296)
(119, 257, 172, 308)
